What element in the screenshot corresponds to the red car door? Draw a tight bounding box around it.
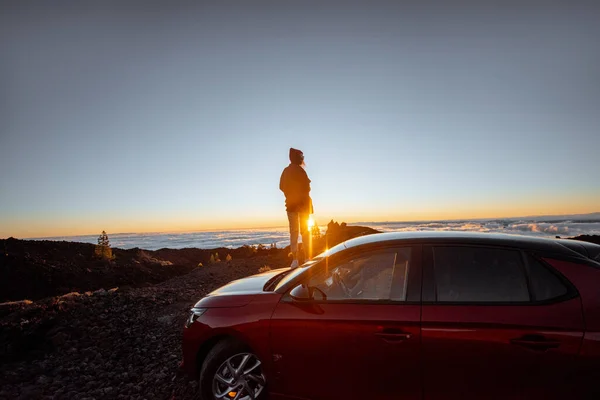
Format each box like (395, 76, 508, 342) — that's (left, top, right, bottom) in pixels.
(421, 245, 584, 400)
(269, 245, 422, 400)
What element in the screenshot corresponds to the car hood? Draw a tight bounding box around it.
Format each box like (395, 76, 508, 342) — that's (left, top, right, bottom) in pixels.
(193, 267, 289, 308)
(211, 267, 289, 295)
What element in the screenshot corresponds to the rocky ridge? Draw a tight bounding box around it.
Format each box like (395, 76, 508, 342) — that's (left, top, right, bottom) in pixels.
(0, 238, 287, 303)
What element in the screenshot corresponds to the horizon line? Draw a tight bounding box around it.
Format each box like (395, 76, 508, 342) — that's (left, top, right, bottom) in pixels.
(10, 210, 600, 241)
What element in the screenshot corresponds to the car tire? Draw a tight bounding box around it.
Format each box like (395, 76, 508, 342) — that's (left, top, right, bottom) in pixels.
(198, 338, 267, 400)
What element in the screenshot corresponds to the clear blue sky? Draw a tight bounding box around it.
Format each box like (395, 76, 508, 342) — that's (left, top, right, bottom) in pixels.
(1, 1, 599, 238)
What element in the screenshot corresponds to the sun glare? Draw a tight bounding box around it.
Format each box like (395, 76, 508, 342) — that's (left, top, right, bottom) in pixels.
(307, 216, 315, 229)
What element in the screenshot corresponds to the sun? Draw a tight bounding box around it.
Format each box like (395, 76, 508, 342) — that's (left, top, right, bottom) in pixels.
(307, 216, 315, 229)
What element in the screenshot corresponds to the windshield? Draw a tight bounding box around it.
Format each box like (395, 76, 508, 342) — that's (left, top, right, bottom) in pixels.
(274, 258, 322, 291)
(273, 242, 348, 291)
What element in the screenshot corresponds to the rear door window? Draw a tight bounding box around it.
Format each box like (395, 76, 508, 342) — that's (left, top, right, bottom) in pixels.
(525, 254, 568, 301)
(433, 246, 529, 302)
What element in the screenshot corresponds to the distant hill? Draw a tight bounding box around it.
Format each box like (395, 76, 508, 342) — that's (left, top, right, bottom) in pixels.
(570, 235, 600, 246)
(518, 212, 600, 222)
(311, 220, 381, 256)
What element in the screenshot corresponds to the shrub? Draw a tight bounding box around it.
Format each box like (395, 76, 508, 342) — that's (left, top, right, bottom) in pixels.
(209, 254, 215, 263)
(258, 266, 272, 273)
(225, 254, 232, 262)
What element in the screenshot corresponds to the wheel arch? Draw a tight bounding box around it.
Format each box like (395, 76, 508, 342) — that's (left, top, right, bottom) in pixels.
(195, 331, 256, 376)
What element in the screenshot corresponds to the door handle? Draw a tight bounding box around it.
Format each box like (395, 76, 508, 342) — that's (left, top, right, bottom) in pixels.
(375, 328, 412, 342)
(510, 335, 560, 351)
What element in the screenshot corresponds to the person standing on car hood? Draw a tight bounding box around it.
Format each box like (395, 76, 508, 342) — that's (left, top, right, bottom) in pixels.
(279, 147, 314, 268)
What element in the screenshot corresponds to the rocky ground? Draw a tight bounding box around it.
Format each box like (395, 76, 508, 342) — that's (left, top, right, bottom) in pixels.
(0, 256, 285, 400)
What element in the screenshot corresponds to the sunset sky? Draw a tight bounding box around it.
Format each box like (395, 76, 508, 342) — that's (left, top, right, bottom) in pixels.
(1, 1, 599, 238)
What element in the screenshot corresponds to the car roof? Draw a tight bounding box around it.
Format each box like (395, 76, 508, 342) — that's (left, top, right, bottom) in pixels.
(556, 238, 600, 260)
(337, 230, 583, 257)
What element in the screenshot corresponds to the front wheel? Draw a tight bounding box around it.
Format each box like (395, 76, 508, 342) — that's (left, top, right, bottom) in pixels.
(199, 339, 267, 400)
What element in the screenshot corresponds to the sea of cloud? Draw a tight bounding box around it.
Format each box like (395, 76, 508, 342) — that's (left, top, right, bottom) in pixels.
(29, 218, 600, 250)
(366, 219, 600, 238)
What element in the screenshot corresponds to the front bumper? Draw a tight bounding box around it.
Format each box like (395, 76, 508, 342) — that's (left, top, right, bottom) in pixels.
(182, 319, 215, 379)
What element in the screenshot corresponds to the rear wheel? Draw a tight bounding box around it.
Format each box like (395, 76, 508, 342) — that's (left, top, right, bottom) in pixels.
(199, 339, 267, 400)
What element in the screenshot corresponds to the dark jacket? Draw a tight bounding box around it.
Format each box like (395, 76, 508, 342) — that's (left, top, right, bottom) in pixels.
(279, 163, 313, 213)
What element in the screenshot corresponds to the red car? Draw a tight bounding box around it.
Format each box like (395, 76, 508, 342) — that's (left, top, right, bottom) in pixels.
(182, 231, 600, 400)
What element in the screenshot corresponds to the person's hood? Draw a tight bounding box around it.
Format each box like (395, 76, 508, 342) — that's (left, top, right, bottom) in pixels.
(289, 147, 304, 164)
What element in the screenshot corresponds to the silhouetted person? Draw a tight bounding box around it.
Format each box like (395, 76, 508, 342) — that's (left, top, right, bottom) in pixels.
(280, 147, 313, 268)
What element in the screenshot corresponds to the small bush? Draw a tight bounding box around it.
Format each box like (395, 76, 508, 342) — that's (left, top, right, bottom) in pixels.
(209, 254, 215, 263)
(258, 265, 271, 273)
(138, 250, 171, 265)
(197, 262, 203, 267)
(225, 254, 232, 262)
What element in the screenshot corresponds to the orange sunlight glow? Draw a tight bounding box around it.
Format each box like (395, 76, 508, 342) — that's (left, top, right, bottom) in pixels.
(307, 216, 315, 229)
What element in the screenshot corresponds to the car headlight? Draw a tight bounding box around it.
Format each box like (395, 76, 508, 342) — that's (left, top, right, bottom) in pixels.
(185, 307, 207, 328)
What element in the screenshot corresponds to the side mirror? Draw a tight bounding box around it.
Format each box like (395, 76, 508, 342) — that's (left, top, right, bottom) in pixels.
(289, 284, 312, 301)
(289, 284, 327, 301)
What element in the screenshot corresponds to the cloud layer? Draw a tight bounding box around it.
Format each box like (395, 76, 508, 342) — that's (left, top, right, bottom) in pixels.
(30, 218, 600, 250)
(367, 219, 600, 238)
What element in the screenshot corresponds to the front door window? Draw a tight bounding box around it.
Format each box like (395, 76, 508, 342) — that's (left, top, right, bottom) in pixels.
(308, 247, 411, 301)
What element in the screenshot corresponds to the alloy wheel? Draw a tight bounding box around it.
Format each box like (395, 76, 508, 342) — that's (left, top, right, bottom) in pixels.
(212, 352, 266, 400)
